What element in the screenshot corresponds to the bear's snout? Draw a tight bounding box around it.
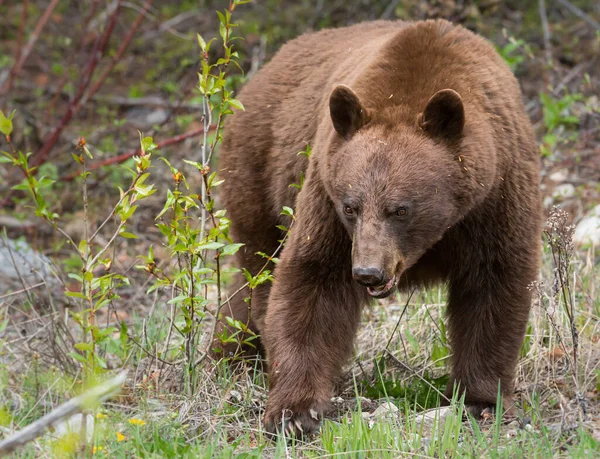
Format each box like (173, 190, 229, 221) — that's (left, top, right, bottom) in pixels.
(352, 266, 384, 286)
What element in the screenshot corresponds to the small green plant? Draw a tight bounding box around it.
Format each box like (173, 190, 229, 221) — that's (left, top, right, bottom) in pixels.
(497, 31, 532, 72)
(1, 112, 158, 387)
(539, 91, 583, 158)
(139, 0, 250, 396)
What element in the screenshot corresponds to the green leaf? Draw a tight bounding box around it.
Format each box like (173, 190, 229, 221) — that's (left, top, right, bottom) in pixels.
(197, 33, 207, 51)
(78, 239, 88, 257)
(119, 231, 138, 239)
(281, 206, 294, 218)
(196, 241, 224, 251)
(0, 110, 13, 136)
(67, 273, 83, 282)
(74, 342, 93, 352)
(228, 98, 245, 111)
(65, 291, 88, 300)
(140, 135, 157, 153)
(221, 243, 244, 256)
(68, 351, 87, 364)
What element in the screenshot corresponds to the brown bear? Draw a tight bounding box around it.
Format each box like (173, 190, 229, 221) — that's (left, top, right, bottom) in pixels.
(215, 19, 542, 436)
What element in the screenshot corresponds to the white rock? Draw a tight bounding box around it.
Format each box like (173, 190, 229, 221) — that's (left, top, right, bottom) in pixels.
(552, 184, 576, 200)
(227, 390, 243, 403)
(0, 238, 56, 292)
(371, 401, 399, 417)
(413, 406, 452, 435)
(573, 204, 600, 246)
(549, 169, 569, 182)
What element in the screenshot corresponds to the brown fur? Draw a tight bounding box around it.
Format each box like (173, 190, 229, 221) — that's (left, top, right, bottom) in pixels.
(215, 19, 542, 435)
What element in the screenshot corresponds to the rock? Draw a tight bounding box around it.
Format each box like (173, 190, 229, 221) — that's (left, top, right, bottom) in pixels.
(126, 106, 170, 130)
(227, 390, 243, 404)
(0, 238, 56, 293)
(552, 183, 576, 200)
(549, 168, 569, 183)
(371, 401, 399, 417)
(573, 204, 600, 247)
(413, 406, 452, 437)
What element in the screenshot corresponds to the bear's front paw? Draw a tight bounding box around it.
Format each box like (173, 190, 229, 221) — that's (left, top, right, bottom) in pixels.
(264, 406, 322, 439)
(465, 401, 517, 420)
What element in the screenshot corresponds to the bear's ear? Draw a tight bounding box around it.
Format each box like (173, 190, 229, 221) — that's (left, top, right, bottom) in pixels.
(417, 89, 464, 140)
(329, 85, 369, 139)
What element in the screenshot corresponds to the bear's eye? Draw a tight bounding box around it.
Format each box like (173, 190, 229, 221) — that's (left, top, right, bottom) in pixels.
(343, 205, 354, 216)
(395, 207, 408, 217)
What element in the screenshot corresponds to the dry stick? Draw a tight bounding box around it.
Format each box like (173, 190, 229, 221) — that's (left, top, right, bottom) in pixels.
(0, 0, 59, 96)
(1, 0, 28, 103)
(0, 1, 122, 209)
(45, 0, 102, 118)
(384, 289, 414, 352)
(61, 127, 206, 181)
(385, 350, 451, 405)
(79, 0, 154, 108)
(538, 0, 553, 66)
(30, 0, 123, 170)
(381, 0, 400, 19)
(0, 372, 127, 456)
(556, 0, 600, 30)
(0, 282, 45, 301)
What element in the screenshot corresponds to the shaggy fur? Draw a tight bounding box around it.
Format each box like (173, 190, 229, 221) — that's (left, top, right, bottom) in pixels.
(214, 19, 542, 435)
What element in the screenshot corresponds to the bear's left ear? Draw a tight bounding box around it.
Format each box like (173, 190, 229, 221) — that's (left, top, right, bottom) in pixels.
(329, 85, 369, 139)
(417, 89, 464, 140)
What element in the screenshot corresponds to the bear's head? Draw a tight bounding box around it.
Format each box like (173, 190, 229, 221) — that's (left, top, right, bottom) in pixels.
(327, 85, 467, 298)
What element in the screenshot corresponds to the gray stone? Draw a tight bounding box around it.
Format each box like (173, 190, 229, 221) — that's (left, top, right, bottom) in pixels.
(0, 238, 56, 293)
(552, 183, 576, 200)
(573, 204, 600, 246)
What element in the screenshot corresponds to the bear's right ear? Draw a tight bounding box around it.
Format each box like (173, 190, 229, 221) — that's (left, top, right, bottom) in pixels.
(417, 89, 465, 140)
(329, 85, 369, 140)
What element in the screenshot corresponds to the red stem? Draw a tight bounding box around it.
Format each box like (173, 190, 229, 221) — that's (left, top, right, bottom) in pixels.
(82, 0, 154, 106)
(0, 0, 58, 96)
(31, 0, 124, 169)
(61, 127, 207, 181)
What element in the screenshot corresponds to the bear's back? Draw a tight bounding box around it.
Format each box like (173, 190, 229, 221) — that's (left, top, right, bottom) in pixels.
(220, 20, 536, 220)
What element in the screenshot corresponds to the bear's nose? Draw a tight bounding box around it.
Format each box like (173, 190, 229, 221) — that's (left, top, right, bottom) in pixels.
(352, 267, 384, 286)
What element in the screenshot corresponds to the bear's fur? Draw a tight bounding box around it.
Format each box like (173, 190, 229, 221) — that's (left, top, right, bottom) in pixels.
(216, 19, 542, 435)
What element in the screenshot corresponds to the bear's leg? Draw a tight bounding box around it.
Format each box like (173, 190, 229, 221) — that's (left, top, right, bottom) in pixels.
(261, 181, 368, 436)
(444, 249, 535, 416)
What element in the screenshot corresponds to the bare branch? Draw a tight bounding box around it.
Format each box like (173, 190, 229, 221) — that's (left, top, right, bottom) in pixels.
(0, 372, 127, 456)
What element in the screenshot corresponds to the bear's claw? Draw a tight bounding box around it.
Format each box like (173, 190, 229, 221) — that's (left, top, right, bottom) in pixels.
(264, 408, 322, 439)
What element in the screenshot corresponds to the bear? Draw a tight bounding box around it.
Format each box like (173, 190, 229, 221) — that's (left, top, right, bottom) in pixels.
(215, 19, 542, 436)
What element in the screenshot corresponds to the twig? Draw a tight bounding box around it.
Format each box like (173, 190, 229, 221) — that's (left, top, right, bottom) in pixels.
(0, 0, 28, 102)
(381, 0, 400, 19)
(128, 335, 178, 366)
(0, 372, 127, 456)
(88, 173, 142, 245)
(61, 126, 206, 181)
(0, 282, 45, 300)
(31, 0, 123, 169)
(0, 0, 59, 96)
(80, 0, 154, 108)
(385, 350, 451, 405)
(556, 0, 600, 30)
(538, 0, 553, 65)
(384, 289, 414, 351)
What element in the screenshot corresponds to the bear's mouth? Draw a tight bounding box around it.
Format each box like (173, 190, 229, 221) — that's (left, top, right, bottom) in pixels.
(367, 275, 397, 298)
